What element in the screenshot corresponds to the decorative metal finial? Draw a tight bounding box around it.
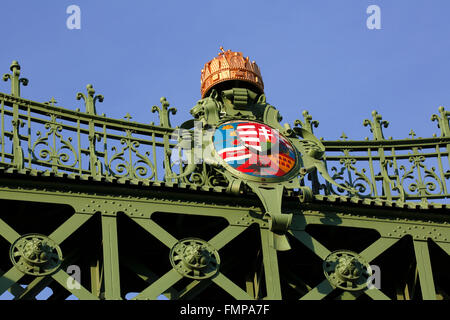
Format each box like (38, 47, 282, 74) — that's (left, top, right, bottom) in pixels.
(76, 84, 104, 115)
(2, 60, 29, 97)
(44, 97, 58, 106)
(151, 97, 177, 128)
(363, 110, 389, 141)
(124, 113, 132, 121)
(294, 110, 319, 133)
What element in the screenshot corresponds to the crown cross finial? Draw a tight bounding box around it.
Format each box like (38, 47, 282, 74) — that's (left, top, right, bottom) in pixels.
(124, 113, 132, 121)
(44, 97, 58, 106)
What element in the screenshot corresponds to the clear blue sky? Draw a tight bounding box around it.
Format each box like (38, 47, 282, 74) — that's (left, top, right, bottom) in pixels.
(1, 0, 449, 141)
(1, 0, 449, 300)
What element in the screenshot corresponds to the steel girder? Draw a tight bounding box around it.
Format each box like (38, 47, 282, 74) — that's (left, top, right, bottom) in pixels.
(0, 176, 448, 300)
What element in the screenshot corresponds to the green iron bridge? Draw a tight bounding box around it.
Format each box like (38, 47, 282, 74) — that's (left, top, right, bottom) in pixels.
(0, 60, 449, 300)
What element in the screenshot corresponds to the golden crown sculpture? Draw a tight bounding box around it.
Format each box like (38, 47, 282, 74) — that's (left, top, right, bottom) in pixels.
(200, 47, 264, 98)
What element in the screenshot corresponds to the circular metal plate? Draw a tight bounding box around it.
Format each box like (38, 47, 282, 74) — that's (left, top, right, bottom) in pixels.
(323, 250, 372, 291)
(169, 238, 220, 280)
(10, 233, 63, 276)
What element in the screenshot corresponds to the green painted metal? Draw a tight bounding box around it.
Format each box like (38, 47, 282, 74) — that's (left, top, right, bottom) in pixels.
(0, 60, 448, 301)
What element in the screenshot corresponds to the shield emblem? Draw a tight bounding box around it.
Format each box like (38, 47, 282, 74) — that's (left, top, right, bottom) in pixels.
(213, 121, 297, 179)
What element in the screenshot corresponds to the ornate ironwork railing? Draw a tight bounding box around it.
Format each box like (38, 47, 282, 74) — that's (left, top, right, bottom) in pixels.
(300, 109, 450, 204)
(1, 61, 450, 204)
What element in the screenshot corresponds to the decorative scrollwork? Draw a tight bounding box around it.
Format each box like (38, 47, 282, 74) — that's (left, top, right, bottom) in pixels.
(181, 164, 228, 188)
(328, 152, 374, 197)
(108, 130, 156, 180)
(399, 153, 443, 198)
(31, 116, 78, 170)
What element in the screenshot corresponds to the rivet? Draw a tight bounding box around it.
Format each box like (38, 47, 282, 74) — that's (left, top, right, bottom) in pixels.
(388, 233, 392, 236)
(140, 213, 144, 217)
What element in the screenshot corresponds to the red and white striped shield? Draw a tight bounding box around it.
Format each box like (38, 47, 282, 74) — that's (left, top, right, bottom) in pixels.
(236, 123, 278, 153)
